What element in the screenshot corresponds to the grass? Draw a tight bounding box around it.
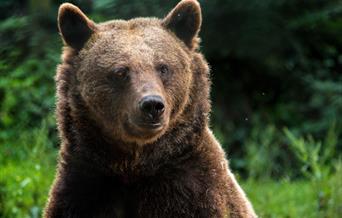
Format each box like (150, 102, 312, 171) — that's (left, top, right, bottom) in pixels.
(242, 170, 342, 218)
(0, 121, 57, 218)
(0, 121, 341, 218)
(243, 179, 317, 218)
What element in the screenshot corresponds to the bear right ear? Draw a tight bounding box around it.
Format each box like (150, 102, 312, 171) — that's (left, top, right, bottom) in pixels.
(58, 3, 97, 50)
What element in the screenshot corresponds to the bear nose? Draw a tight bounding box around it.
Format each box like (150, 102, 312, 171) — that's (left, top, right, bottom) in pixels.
(139, 95, 165, 120)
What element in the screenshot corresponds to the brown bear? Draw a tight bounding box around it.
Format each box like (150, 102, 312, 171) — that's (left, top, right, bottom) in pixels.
(44, 0, 256, 217)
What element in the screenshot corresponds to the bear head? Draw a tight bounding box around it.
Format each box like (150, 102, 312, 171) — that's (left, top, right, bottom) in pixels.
(57, 0, 208, 146)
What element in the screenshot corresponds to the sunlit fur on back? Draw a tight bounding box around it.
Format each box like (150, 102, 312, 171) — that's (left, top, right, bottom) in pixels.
(44, 0, 257, 217)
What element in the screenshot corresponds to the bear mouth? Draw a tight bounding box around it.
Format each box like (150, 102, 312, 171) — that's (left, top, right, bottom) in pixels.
(137, 122, 163, 130)
(123, 116, 166, 140)
(131, 119, 164, 132)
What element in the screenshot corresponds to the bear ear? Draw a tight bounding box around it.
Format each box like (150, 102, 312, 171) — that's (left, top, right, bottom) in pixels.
(58, 3, 97, 50)
(162, 0, 202, 49)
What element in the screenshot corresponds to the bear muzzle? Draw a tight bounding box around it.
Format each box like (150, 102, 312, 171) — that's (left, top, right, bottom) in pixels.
(122, 94, 169, 141)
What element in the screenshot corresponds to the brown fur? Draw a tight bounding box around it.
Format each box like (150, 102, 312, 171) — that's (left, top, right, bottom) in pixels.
(44, 0, 256, 217)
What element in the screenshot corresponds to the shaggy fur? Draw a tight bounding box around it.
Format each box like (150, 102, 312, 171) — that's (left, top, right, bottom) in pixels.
(44, 0, 256, 217)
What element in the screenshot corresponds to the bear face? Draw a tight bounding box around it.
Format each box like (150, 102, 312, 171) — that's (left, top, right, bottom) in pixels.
(58, 1, 202, 146)
(77, 22, 192, 145)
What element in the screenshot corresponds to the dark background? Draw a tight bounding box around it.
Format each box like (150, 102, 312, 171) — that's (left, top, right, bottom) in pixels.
(0, 0, 341, 217)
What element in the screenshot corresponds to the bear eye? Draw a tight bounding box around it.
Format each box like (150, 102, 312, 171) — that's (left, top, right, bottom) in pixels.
(110, 66, 129, 79)
(157, 64, 170, 75)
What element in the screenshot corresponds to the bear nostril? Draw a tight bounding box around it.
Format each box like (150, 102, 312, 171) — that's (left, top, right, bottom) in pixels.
(139, 95, 165, 120)
(154, 101, 165, 113)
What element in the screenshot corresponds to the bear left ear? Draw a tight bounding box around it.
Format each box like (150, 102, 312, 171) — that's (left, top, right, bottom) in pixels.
(162, 0, 202, 49)
(58, 3, 97, 50)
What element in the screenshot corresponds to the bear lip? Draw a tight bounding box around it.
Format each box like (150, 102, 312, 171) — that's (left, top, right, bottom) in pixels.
(127, 114, 165, 131)
(137, 122, 163, 130)
(131, 119, 164, 131)
(124, 116, 165, 139)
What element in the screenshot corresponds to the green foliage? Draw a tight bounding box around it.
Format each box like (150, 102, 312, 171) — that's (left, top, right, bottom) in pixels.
(284, 123, 338, 181)
(240, 119, 339, 180)
(243, 164, 342, 218)
(207, 0, 342, 168)
(243, 124, 341, 217)
(0, 15, 59, 142)
(244, 123, 284, 179)
(282, 124, 342, 217)
(0, 119, 56, 218)
(325, 160, 342, 216)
